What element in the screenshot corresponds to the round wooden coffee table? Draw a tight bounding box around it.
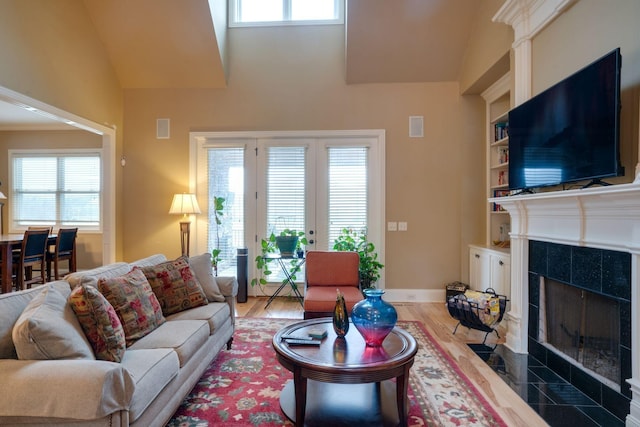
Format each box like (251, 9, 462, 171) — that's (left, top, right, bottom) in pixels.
(272, 318, 417, 427)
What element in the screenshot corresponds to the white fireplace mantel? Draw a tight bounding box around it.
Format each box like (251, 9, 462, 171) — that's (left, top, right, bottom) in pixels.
(492, 182, 640, 425)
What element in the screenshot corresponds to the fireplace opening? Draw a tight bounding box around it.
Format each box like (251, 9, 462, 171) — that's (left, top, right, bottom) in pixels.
(540, 277, 621, 391)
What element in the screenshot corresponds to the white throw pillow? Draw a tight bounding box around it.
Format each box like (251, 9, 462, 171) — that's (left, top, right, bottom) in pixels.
(12, 285, 95, 360)
(189, 253, 225, 302)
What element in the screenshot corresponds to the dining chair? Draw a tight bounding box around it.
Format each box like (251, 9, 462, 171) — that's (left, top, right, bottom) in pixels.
(13, 229, 50, 290)
(46, 228, 78, 280)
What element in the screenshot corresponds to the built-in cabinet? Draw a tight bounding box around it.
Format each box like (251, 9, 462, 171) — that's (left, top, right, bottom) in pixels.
(469, 245, 510, 297)
(481, 73, 512, 249)
(468, 73, 512, 299)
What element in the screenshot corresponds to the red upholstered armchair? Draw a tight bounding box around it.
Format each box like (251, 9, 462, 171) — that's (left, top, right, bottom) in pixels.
(303, 250, 364, 319)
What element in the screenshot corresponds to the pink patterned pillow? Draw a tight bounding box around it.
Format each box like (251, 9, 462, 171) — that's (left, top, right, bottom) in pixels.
(68, 284, 126, 362)
(140, 256, 208, 315)
(98, 268, 165, 346)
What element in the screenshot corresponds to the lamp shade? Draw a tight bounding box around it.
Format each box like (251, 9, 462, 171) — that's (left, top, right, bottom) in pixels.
(0, 191, 6, 200)
(169, 193, 201, 215)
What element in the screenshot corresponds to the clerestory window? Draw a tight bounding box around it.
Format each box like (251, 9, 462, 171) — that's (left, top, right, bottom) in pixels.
(229, 0, 344, 27)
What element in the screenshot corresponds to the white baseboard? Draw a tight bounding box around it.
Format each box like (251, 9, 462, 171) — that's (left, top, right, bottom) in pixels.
(248, 285, 446, 303)
(382, 288, 445, 303)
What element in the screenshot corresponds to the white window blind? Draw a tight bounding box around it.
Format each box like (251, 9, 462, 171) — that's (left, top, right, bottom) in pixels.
(328, 146, 367, 246)
(266, 146, 306, 235)
(207, 147, 245, 276)
(10, 151, 101, 231)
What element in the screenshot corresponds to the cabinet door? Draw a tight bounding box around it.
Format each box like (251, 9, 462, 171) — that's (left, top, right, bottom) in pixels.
(490, 254, 510, 297)
(469, 248, 490, 290)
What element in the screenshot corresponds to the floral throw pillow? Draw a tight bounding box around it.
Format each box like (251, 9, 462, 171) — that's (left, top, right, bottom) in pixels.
(69, 284, 126, 362)
(140, 256, 208, 315)
(98, 268, 165, 346)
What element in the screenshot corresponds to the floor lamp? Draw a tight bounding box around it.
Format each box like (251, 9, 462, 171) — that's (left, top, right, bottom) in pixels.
(169, 193, 201, 257)
(0, 188, 6, 235)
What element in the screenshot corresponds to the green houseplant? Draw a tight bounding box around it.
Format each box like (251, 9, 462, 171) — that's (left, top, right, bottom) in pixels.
(210, 196, 225, 276)
(333, 227, 384, 289)
(251, 229, 307, 287)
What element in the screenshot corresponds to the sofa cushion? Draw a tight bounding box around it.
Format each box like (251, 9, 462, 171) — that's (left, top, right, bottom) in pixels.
(69, 284, 126, 362)
(98, 268, 166, 346)
(12, 284, 95, 360)
(127, 320, 209, 368)
(166, 302, 231, 335)
(120, 348, 180, 422)
(139, 256, 208, 315)
(130, 253, 168, 268)
(0, 281, 70, 359)
(189, 252, 225, 302)
(65, 262, 132, 289)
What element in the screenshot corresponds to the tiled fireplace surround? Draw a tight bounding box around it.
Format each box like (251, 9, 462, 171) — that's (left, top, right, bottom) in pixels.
(495, 182, 640, 425)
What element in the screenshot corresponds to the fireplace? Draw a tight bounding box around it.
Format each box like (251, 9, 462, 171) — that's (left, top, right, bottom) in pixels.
(492, 182, 640, 424)
(541, 278, 621, 389)
(527, 241, 631, 414)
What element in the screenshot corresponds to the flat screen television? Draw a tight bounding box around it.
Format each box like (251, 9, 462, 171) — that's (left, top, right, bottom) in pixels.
(508, 48, 624, 191)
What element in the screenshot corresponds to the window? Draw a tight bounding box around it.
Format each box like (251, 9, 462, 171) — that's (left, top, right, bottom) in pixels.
(10, 150, 102, 231)
(229, 0, 344, 27)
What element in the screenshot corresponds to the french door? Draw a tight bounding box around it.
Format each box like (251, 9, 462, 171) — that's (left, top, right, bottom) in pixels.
(191, 130, 385, 289)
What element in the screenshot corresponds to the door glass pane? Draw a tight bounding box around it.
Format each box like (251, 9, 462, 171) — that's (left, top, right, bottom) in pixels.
(266, 146, 306, 235)
(207, 148, 245, 276)
(328, 146, 367, 246)
(265, 146, 306, 283)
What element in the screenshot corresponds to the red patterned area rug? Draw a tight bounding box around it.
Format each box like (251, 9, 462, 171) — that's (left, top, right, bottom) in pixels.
(167, 318, 506, 427)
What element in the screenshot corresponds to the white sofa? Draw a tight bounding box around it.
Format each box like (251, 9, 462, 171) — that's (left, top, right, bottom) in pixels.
(0, 254, 237, 427)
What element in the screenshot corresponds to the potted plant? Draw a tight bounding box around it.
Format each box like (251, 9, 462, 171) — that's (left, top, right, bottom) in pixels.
(251, 229, 308, 287)
(275, 228, 307, 257)
(333, 227, 384, 289)
(210, 196, 225, 276)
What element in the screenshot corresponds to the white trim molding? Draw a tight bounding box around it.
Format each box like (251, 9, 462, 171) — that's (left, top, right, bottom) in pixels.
(493, 0, 576, 106)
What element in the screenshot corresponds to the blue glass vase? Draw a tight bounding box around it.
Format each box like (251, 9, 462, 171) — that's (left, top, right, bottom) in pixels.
(351, 289, 397, 347)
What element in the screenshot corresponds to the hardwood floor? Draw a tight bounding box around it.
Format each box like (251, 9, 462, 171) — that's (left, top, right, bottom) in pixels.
(236, 296, 549, 427)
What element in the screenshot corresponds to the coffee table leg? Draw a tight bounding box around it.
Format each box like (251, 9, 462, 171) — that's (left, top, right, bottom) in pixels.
(396, 367, 410, 427)
(293, 368, 307, 426)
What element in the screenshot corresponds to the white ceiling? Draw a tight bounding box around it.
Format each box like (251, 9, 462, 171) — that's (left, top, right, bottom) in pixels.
(0, 99, 75, 131)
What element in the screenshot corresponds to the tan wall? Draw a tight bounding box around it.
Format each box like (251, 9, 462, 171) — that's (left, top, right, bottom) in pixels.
(458, 0, 513, 95)
(0, 130, 104, 269)
(532, 0, 640, 182)
(0, 0, 124, 261)
(123, 25, 485, 290)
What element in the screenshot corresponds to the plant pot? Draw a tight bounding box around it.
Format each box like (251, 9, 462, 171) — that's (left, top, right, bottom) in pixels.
(275, 236, 298, 257)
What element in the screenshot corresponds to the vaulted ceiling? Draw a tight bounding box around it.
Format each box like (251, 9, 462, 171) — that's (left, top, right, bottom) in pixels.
(0, 0, 485, 128)
(81, 0, 482, 89)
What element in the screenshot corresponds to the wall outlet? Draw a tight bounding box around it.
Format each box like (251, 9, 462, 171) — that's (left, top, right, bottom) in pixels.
(387, 221, 398, 232)
(398, 222, 408, 231)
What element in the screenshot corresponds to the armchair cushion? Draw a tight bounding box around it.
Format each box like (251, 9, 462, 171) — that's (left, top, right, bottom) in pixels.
(305, 251, 360, 287)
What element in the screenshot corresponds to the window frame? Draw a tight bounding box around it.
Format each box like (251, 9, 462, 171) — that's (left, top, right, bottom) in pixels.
(8, 148, 103, 233)
(229, 0, 345, 28)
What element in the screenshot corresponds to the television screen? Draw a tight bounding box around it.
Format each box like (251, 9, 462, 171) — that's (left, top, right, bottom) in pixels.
(508, 48, 623, 191)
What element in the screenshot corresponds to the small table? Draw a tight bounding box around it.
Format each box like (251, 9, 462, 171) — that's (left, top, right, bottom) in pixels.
(272, 318, 418, 427)
(263, 254, 305, 309)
